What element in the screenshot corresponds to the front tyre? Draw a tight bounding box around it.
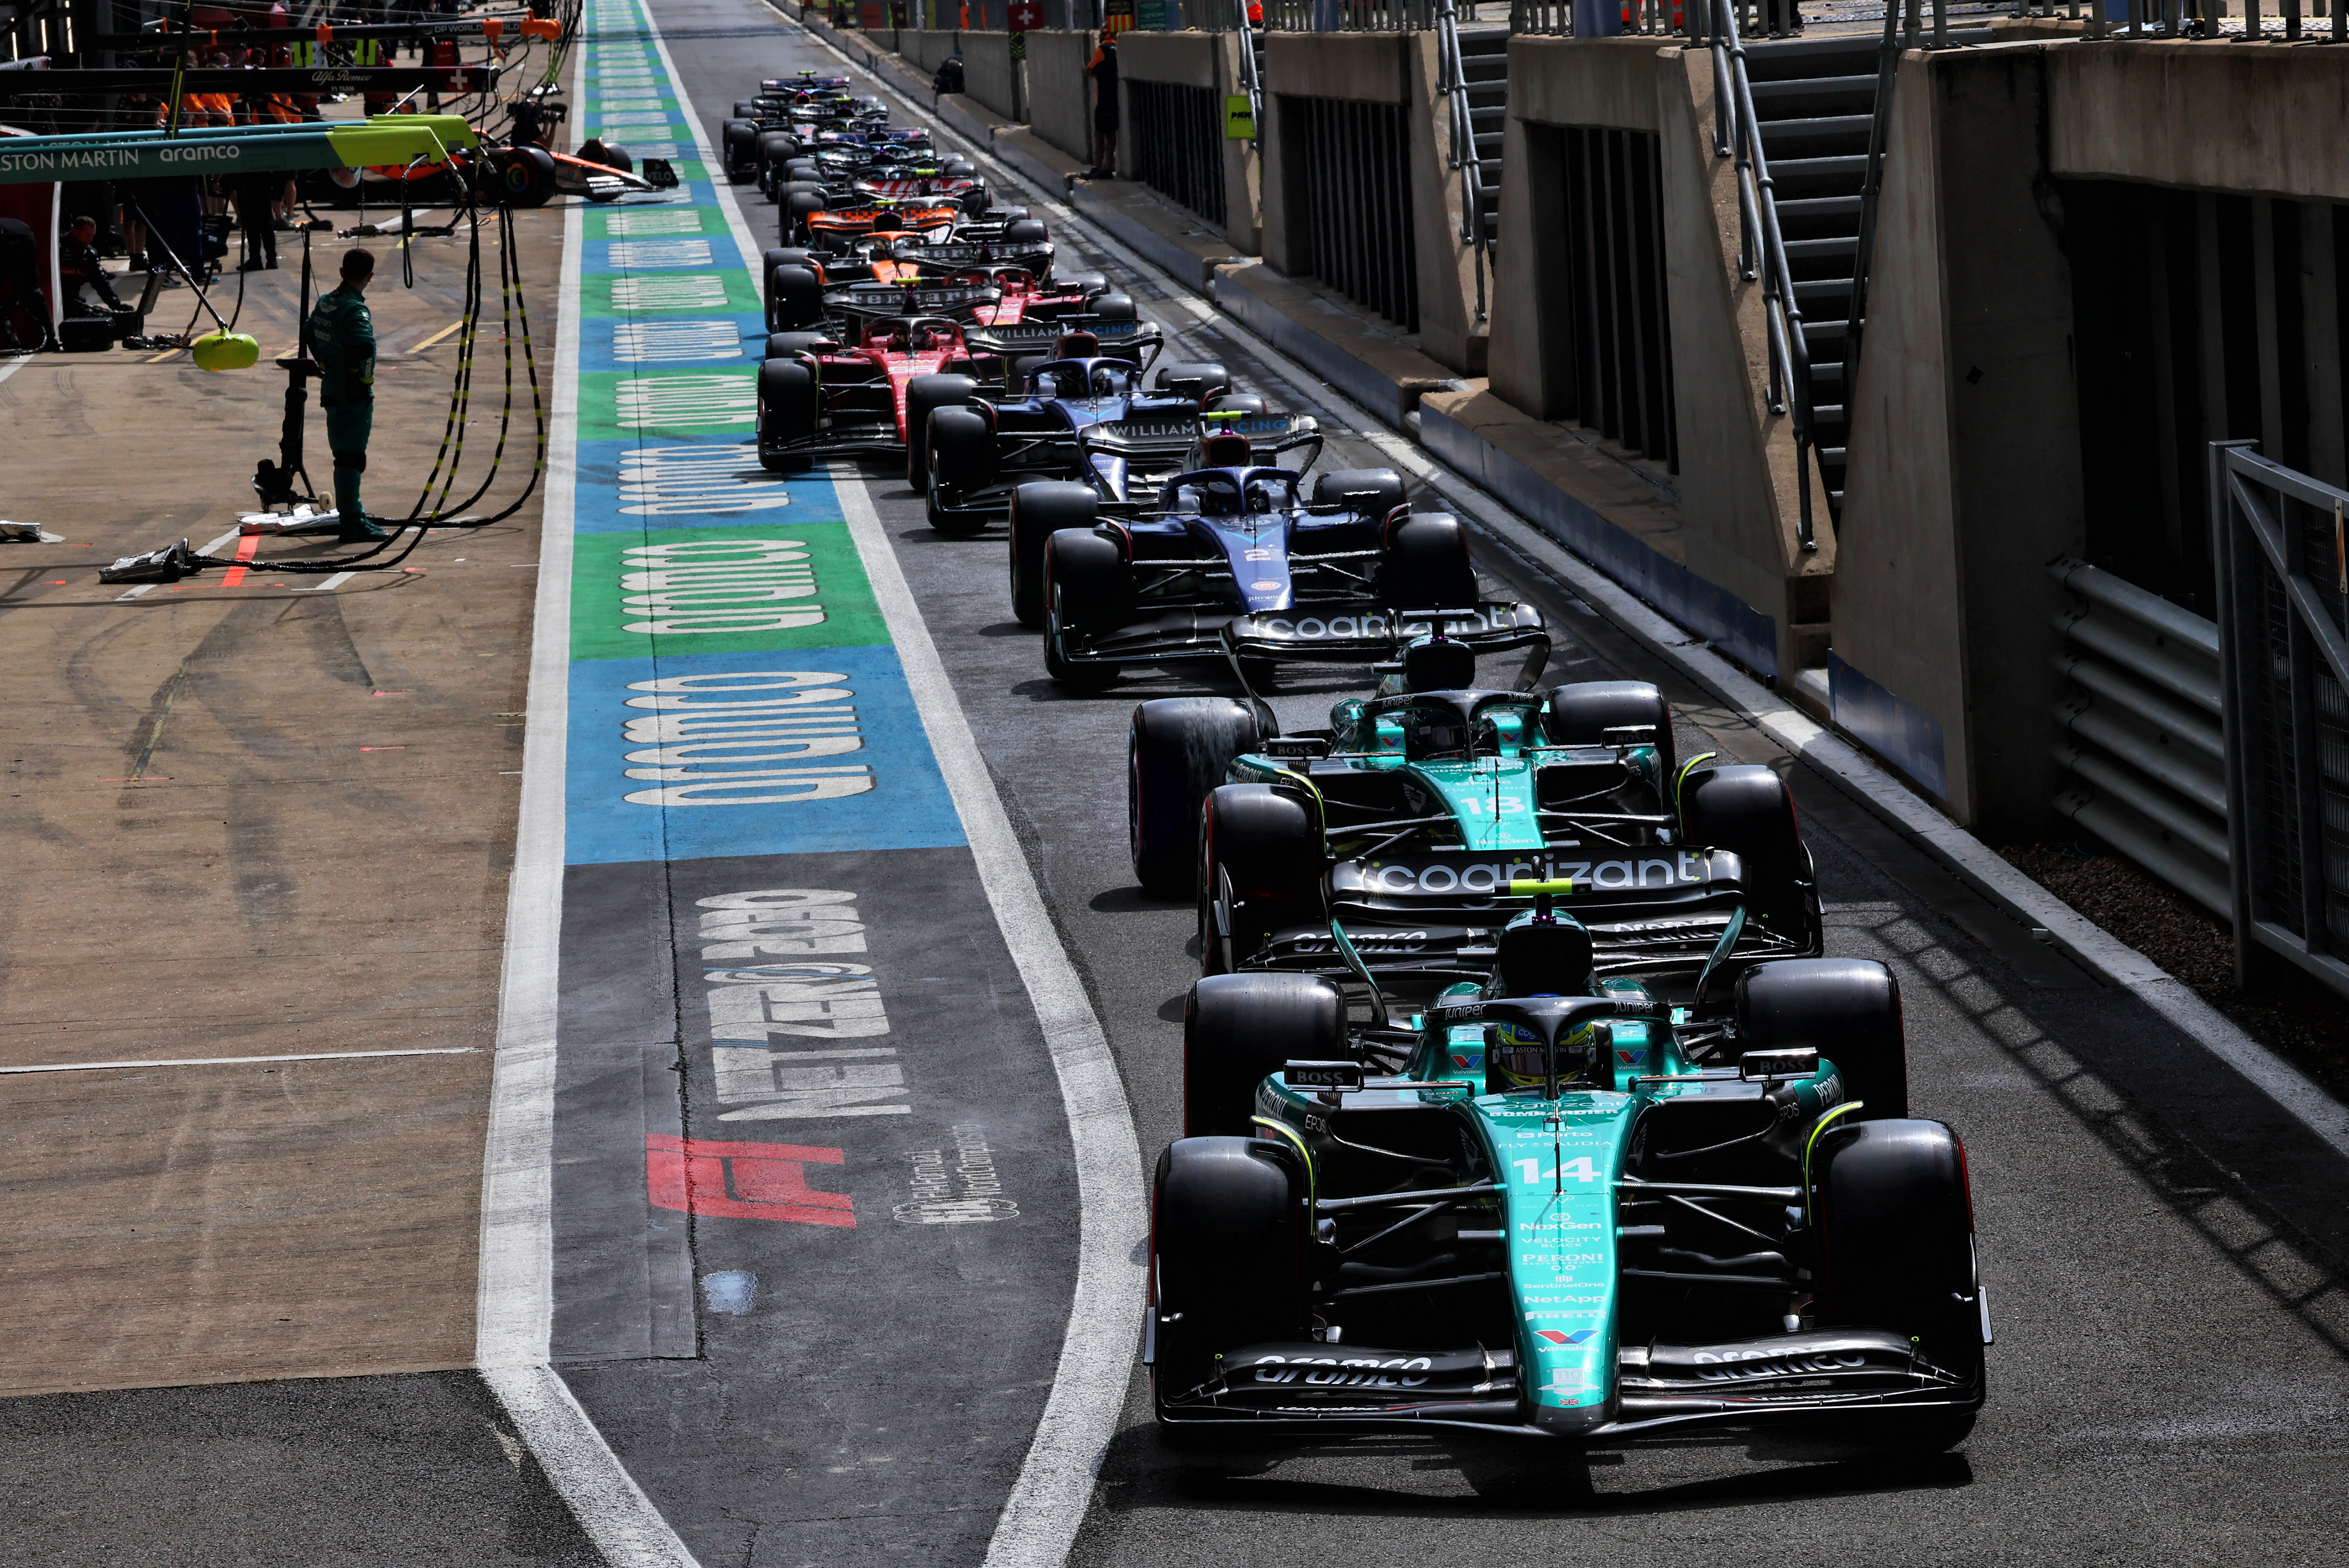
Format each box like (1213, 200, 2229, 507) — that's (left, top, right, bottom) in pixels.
(1812, 1118, 1985, 1447)
(756, 359, 816, 473)
(1196, 784, 1322, 975)
(1152, 1137, 1309, 1418)
(1042, 530, 1127, 693)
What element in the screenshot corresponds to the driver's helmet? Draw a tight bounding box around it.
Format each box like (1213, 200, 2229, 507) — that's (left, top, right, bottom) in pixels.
(1490, 999, 1599, 1091)
(1089, 364, 1131, 396)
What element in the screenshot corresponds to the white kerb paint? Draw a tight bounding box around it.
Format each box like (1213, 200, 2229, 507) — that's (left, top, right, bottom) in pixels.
(474, 18, 706, 1568)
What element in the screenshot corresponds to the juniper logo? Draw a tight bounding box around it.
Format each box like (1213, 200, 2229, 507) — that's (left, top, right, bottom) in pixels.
(617, 443, 792, 515)
(613, 537, 823, 635)
(606, 238, 714, 269)
(604, 210, 705, 238)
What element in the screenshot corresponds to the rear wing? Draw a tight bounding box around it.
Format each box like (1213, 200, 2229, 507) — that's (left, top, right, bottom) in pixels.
(893, 239, 1057, 275)
(968, 316, 1163, 368)
(1079, 411, 1322, 464)
(1223, 600, 1547, 661)
(822, 281, 1002, 321)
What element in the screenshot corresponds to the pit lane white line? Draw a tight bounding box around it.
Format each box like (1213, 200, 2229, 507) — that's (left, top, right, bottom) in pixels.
(0, 1047, 478, 1074)
(475, 24, 700, 1568)
(694, 51, 1150, 1568)
(790, 17, 2349, 1169)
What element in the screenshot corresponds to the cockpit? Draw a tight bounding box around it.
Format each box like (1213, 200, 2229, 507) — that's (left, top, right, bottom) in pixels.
(1166, 468, 1298, 518)
(1028, 358, 1132, 399)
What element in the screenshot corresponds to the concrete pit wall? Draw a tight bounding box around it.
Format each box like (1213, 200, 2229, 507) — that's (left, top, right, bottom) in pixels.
(898, 28, 961, 76)
(961, 31, 1021, 121)
(1117, 29, 1262, 255)
(1489, 36, 1830, 687)
(1834, 39, 2349, 835)
(1259, 29, 1481, 373)
(1026, 29, 1099, 164)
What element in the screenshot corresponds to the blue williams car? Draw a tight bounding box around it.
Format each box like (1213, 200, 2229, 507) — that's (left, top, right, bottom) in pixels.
(1010, 418, 1546, 690)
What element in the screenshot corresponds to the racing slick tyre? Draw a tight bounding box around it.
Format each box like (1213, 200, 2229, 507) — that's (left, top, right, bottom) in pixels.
(590, 142, 633, 172)
(1737, 957, 1907, 1119)
(1196, 784, 1322, 975)
(765, 332, 830, 361)
(783, 159, 821, 182)
(1377, 512, 1478, 609)
(925, 408, 997, 534)
(1130, 697, 1265, 898)
(1002, 218, 1050, 246)
(1152, 1138, 1310, 1422)
(720, 119, 758, 181)
(1008, 481, 1095, 628)
(1056, 270, 1109, 300)
(491, 145, 558, 208)
(782, 189, 828, 243)
(941, 158, 979, 176)
(1542, 680, 1678, 796)
(1316, 468, 1407, 519)
(1043, 529, 1128, 692)
(1679, 764, 1817, 946)
(1811, 1117, 1984, 1446)
(756, 132, 798, 192)
(732, 100, 762, 120)
(756, 360, 817, 473)
(766, 265, 823, 333)
(1089, 292, 1139, 323)
(1206, 393, 1267, 417)
(1182, 973, 1346, 1136)
(1154, 361, 1230, 402)
(904, 374, 978, 493)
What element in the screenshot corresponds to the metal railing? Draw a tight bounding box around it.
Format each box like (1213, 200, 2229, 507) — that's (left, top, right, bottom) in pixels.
(1264, 0, 1440, 28)
(1434, 0, 1488, 324)
(1698, 0, 1823, 551)
(2213, 441, 2349, 1001)
(2049, 557, 2228, 916)
(1234, 1, 1264, 149)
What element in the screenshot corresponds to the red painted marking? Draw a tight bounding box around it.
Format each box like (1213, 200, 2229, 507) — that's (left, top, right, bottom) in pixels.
(645, 1134, 855, 1226)
(44, 580, 64, 585)
(220, 531, 262, 587)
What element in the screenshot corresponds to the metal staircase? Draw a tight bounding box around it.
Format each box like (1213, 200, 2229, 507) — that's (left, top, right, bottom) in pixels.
(1739, 27, 1986, 516)
(1438, 2, 1509, 322)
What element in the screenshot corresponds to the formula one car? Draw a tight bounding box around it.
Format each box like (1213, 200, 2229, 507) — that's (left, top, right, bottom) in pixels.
(1012, 428, 1542, 690)
(1150, 944, 1988, 1446)
(1136, 633, 1816, 977)
(920, 356, 1259, 533)
(756, 284, 1013, 471)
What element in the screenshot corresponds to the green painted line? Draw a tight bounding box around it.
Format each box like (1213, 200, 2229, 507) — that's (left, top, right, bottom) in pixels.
(569, 522, 888, 661)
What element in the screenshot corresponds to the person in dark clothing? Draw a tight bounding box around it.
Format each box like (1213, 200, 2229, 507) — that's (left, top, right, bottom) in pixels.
(232, 172, 279, 270)
(58, 217, 131, 316)
(1087, 29, 1119, 179)
(0, 217, 54, 352)
(309, 249, 388, 541)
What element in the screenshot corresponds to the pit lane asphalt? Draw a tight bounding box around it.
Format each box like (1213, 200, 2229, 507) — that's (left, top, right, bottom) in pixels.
(660, 7, 2349, 1563)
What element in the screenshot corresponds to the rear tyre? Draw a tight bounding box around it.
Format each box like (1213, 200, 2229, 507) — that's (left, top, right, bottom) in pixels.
(1196, 784, 1322, 975)
(756, 359, 816, 473)
(1152, 1138, 1308, 1416)
(1153, 360, 1230, 402)
(1130, 697, 1264, 897)
(1003, 217, 1050, 246)
(1206, 392, 1267, 417)
(1089, 291, 1138, 323)
(925, 407, 996, 535)
(1315, 467, 1407, 518)
(764, 331, 830, 360)
(492, 145, 557, 208)
(1737, 957, 1907, 1119)
(1680, 764, 1817, 946)
(1008, 481, 1094, 628)
(1812, 1118, 1984, 1444)
(1378, 513, 1477, 608)
(720, 119, 757, 180)
(1183, 973, 1346, 1136)
(766, 265, 823, 333)
(1043, 529, 1127, 692)
(783, 190, 827, 243)
(1543, 680, 1677, 797)
(904, 374, 978, 492)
